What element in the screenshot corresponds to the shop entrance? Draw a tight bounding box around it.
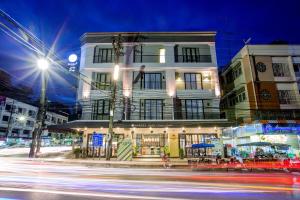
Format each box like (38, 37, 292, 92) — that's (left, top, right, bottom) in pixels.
(135, 134, 166, 157)
(87, 133, 124, 157)
(179, 133, 217, 157)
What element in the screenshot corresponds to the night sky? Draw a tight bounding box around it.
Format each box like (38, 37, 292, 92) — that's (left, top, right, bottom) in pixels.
(0, 0, 300, 106)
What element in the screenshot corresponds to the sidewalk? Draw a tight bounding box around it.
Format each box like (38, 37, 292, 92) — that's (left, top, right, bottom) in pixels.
(34, 157, 190, 168)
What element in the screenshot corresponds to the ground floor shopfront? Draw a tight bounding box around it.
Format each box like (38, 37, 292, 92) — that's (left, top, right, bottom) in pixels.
(83, 127, 222, 158)
(53, 120, 231, 158)
(222, 122, 300, 158)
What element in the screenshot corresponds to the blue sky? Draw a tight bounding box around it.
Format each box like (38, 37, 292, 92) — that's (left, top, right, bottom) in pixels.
(0, 0, 300, 104)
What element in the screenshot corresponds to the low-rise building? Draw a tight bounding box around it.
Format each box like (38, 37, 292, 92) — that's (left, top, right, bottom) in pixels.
(0, 96, 68, 144)
(220, 45, 300, 156)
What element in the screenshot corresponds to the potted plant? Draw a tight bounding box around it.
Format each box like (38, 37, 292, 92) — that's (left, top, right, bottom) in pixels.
(179, 148, 184, 159)
(73, 148, 82, 159)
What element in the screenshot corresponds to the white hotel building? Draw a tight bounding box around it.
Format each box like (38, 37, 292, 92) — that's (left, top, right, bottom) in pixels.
(69, 32, 230, 157)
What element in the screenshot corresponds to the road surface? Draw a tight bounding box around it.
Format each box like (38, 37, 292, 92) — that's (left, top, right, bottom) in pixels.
(0, 158, 299, 200)
(0, 146, 71, 156)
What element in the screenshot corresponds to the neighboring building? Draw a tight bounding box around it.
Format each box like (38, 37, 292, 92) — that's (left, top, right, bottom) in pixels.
(0, 96, 68, 144)
(220, 45, 300, 155)
(68, 32, 231, 158)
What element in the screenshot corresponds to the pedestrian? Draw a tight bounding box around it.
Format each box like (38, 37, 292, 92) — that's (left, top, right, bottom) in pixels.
(162, 153, 171, 169)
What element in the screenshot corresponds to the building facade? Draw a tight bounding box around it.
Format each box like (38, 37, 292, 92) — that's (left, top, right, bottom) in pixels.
(72, 32, 230, 158)
(220, 45, 300, 155)
(0, 96, 68, 144)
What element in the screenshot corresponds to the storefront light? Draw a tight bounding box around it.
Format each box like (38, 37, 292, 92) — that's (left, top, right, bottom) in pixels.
(84, 127, 87, 131)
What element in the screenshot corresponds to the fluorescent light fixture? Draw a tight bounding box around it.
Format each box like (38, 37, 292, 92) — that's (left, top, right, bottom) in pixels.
(159, 49, 165, 63)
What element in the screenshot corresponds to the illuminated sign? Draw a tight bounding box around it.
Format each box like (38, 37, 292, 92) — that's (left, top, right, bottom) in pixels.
(263, 124, 300, 135)
(67, 53, 78, 72)
(92, 133, 103, 147)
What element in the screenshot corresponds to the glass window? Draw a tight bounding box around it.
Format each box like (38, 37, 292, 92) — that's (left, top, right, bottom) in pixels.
(142, 73, 162, 89)
(93, 47, 114, 63)
(272, 63, 291, 77)
(293, 63, 300, 72)
(2, 116, 9, 122)
(5, 104, 12, 111)
(184, 73, 202, 90)
(143, 99, 163, 120)
(91, 99, 110, 120)
(183, 99, 203, 119)
(92, 73, 111, 90)
(278, 90, 296, 104)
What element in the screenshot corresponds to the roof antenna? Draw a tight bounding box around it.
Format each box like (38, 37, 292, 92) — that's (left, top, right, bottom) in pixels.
(243, 37, 251, 45)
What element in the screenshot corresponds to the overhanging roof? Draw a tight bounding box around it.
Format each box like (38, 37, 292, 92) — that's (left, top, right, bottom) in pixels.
(81, 32, 216, 45)
(48, 119, 233, 130)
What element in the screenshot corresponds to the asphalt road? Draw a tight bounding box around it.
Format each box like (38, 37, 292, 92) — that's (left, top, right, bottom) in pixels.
(0, 158, 299, 200)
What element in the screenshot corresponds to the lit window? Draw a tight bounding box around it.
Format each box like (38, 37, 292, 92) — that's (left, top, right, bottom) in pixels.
(159, 49, 165, 63)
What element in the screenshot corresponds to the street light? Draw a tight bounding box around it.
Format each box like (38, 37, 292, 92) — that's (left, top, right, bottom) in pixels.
(37, 58, 49, 71)
(113, 64, 120, 81)
(18, 115, 26, 122)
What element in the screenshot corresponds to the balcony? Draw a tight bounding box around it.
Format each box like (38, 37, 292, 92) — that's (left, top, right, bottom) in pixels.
(174, 111, 220, 120)
(175, 55, 211, 63)
(253, 110, 300, 120)
(133, 55, 160, 63)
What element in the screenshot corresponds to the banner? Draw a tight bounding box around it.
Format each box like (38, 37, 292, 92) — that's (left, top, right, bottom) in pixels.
(263, 124, 300, 135)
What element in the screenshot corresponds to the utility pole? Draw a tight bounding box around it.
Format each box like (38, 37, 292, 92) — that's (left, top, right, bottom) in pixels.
(106, 34, 122, 160)
(36, 97, 48, 154)
(29, 69, 48, 158)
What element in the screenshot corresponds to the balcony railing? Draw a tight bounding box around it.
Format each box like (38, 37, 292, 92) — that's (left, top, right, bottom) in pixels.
(253, 110, 300, 120)
(175, 55, 212, 63)
(140, 81, 166, 90)
(133, 55, 160, 63)
(174, 111, 221, 120)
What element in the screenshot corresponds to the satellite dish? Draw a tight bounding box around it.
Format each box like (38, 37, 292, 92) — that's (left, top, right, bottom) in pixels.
(68, 54, 78, 63)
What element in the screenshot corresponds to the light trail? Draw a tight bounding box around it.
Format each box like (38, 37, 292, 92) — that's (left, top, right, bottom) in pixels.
(0, 158, 299, 199)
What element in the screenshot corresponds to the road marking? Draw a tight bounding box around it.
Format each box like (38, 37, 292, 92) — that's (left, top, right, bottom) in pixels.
(0, 187, 190, 200)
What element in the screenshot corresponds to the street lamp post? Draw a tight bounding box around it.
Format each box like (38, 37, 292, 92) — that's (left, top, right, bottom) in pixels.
(29, 58, 49, 158)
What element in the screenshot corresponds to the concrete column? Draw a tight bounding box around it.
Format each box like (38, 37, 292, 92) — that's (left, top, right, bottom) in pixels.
(209, 43, 217, 66)
(168, 132, 179, 157)
(164, 44, 175, 65)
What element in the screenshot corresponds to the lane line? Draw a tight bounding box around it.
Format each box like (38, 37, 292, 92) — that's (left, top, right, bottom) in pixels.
(0, 186, 190, 200)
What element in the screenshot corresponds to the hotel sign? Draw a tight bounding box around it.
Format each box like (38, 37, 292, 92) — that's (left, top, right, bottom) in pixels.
(263, 124, 300, 135)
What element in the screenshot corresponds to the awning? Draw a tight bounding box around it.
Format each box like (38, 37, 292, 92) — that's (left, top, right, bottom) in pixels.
(192, 143, 215, 148)
(48, 119, 233, 130)
(237, 142, 272, 147)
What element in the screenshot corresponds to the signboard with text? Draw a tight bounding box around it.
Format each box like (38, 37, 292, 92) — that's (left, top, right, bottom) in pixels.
(92, 133, 103, 147)
(263, 124, 300, 135)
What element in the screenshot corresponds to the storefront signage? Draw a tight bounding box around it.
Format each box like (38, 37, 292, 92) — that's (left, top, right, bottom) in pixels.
(92, 133, 103, 147)
(263, 124, 300, 135)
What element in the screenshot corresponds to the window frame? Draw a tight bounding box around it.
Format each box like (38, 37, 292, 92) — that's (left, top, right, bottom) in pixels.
(143, 99, 163, 120)
(141, 73, 162, 90)
(91, 99, 111, 120)
(184, 73, 203, 90)
(183, 99, 204, 119)
(93, 47, 114, 63)
(92, 72, 112, 90)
